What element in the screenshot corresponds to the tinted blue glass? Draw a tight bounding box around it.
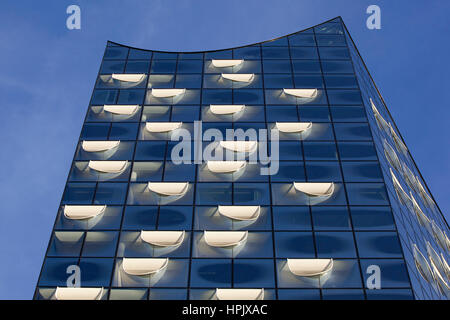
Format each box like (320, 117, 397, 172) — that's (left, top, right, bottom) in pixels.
(292, 60, 321, 73)
(91, 90, 118, 105)
(39, 258, 78, 286)
(151, 60, 177, 73)
(158, 206, 193, 230)
(355, 232, 403, 258)
(290, 47, 318, 59)
(330, 106, 367, 122)
(315, 23, 344, 35)
(334, 123, 372, 140)
(359, 259, 410, 288)
(234, 89, 264, 104)
(202, 89, 232, 104)
(288, 34, 316, 46)
(264, 74, 293, 88)
(135, 142, 166, 160)
(275, 232, 315, 257)
(366, 289, 414, 300)
(117, 89, 145, 104)
(262, 47, 289, 59)
(272, 162, 305, 182)
(321, 60, 354, 74)
(81, 232, 118, 257)
(163, 163, 196, 181)
(305, 161, 342, 181)
(81, 123, 109, 140)
(177, 60, 203, 73)
(303, 142, 338, 160)
(319, 47, 350, 59)
(175, 75, 202, 88)
(272, 207, 311, 231)
(190, 259, 232, 287)
(94, 183, 128, 205)
(234, 260, 275, 287)
(149, 289, 187, 300)
(234, 183, 270, 205)
(266, 106, 298, 121)
(278, 289, 320, 300)
(338, 142, 378, 160)
(325, 75, 358, 88)
(350, 207, 395, 231)
(321, 259, 362, 288)
(122, 206, 158, 230)
(109, 123, 138, 140)
(294, 75, 323, 88)
(62, 183, 95, 204)
(125, 60, 150, 73)
(78, 258, 114, 286)
(100, 60, 125, 74)
(47, 232, 84, 256)
(322, 289, 364, 300)
(233, 46, 261, 59)
(315, 232, 356, 258)
(262, 37, 288, 46)
(316, 35, 346, 46)
(278, 141, 303, 160)
(128, 49, 152, 60)
(104, 47, 128, 60)
(299, 106, 331, 122)
(342, 162, 383, 182)
(311, 207, 351, 230)
(346, 183, 389, 205)
(263, 60, 292, 73)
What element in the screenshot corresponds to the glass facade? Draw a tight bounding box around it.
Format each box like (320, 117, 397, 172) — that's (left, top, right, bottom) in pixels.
(35, 17, 449, 300)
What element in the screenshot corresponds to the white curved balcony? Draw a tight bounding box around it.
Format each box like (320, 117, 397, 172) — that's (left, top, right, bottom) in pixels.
(211, 60, 243, 68)
(287, 259, 334, 277)
(413, 244, 434, 282)
(111, 73, 145, 83)
(283, 88, 317, 98)
(140, 230, 185, 247)
(147, 182, 189, 196)
(87, 160, 128, 173)
(55, 287, 103, 300)
(63, 205, 106, 220)
(122, 258, 169, 276)
(145, 122, 182, 133)
(221, 73, 254, 82)
(217, 205, 260, 221)
(275, 122, 312, 133)
(210, 105, 245, 115)
(216, 288, 264, 300)
(293, 182, 334, 197)
(81, 141, 120, 152)
(103, 105, 139, 115)
(204, 231, 248, 247)
(219, 141, 257, 153)
(151, 88, 186, 98)
(410, 193, 430, 227)
(206, 161, 246, 173)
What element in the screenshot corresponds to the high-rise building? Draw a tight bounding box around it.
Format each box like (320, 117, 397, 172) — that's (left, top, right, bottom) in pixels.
(34, 17, 449, 300)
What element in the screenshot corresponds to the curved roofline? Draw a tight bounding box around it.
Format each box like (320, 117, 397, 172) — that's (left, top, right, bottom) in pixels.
(107, 16, 342, 54)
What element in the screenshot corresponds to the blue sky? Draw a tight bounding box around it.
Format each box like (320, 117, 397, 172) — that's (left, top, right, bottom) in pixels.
(0, 0, 448, 299)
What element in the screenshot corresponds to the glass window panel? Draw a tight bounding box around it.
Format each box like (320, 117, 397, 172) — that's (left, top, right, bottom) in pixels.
(315, 23, 344, 35)
(149, 288, 187, 300)
(355, 232, 403, 258)
(330, 106, 366, 122)
(292, 60, 321, 73)
(151, 60, 177, 73)
(125, 60, 150, 73)
(158, 206, 193, 230)
(152, 52, 177, 59)
(316, 35, 346, 46)
(320, 259, 362, 288)
(190, 259, 232, 288)
(131, 162, 163, 181)
(201, 89, 232, 105)
(78, 258, 114, 286)
(122, 206, 158, 230)
(94, 182, 128, 205)
(271, 161, 305, 182)
(233, 259, 275, 287)
(341, 162, 383, 182)
(135, 141, 166, 160)
(315, 232, 356, 258)
(318, 47, 350, 59)
(298, 106, 331, 122)
(266, 106, 298, 122)
(311, 207, 351, 230)
(321, 60, 354, 74)
(288, 33, 316, 46)
(177, 60, 203, 73)
(290, 47, 318, 59)
(233, 46, 261, 59)
(359, 259, 410, 288)
(262, 37, 288, 46)
(275, 232, 315, 258)
(350, 206, 395, 231)
(262, 47, 290, 59)
(263, 60, 292, 73)
(234, 183, 270, 205)
(163, 163, 196, 182)
(366, 289, 414, 300)
(264, 74, 293, 88)
(322, 289, 364, 300)
(109, 289, 148, 300)
(141, 106, 170, 121)
(48, 232, 84, 256)
(294, 75, 323, 88)
(175, 74, 202, 88)
(109, 123, 138, 140)
(90, 90, 118, 105)
(100, 60, 125, 74)
(278, 141, 303, 160)
(117, 89, 145, 105)
(334, 123, 372, 140)
(104, 47, 128, 60)
(205, 50, 232, 60)
(234, 89, 264, 105)
(39, 258, 79, 286)
(338, 142, 378, 160)
(324, 75, 358, 88)
(278, 289, 320, 300)
(80, 123, 110, 140)
(346, 183, 389, 205)
(81, 231, 118, 257)
(272, 206, 311, 231)
(327, 90, 362, 105)
(303, 142, 338, 160)
(148, 74, 174, 88)
(128, 49, 152, 60)
(62, 182, 95, 204)
(305, 161, 342, 181)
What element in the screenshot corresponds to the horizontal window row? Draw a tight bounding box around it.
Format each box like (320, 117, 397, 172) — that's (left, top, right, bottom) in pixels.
(54, 205, 396, 232)
(86, 105, 367, 123)
(47, 230, 403, 259)
(62, 182, 390, 206)
(68, 161, 383, 183)
(38, 257, 410, 289)
(35, 287, 414, 300)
